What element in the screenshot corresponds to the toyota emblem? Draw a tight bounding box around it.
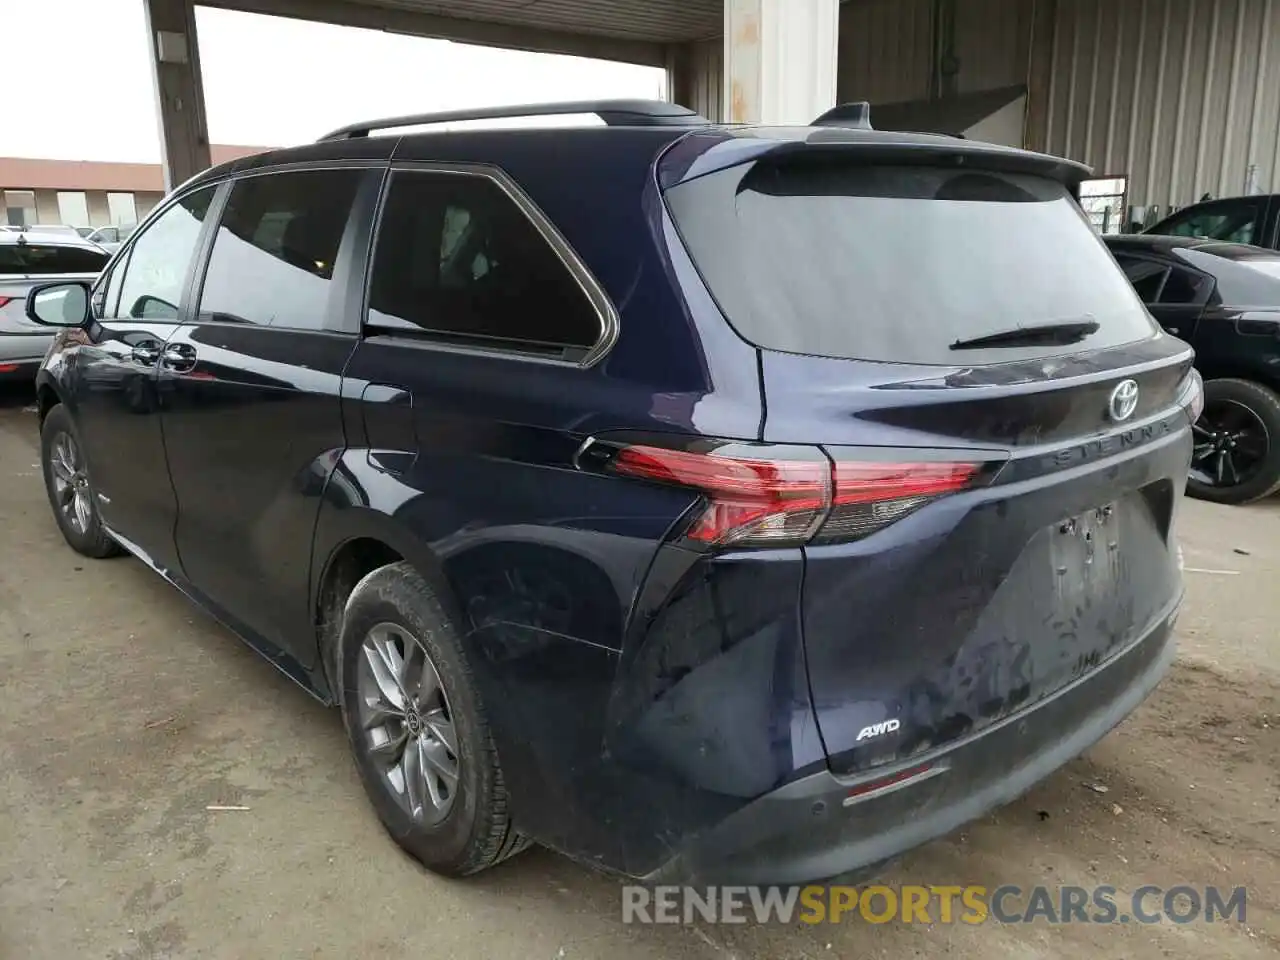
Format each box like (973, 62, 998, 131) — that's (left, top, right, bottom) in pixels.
(1108, 379, 1140, 422)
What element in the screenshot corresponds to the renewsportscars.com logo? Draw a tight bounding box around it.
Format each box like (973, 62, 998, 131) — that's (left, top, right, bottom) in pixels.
(621, 885, 1248, 926)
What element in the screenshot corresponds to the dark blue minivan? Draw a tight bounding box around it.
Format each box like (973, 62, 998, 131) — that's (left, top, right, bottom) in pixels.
(24, 101, 1198, 884)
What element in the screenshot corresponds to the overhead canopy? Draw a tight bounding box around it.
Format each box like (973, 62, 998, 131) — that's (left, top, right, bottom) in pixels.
(199, 0, 723, 64)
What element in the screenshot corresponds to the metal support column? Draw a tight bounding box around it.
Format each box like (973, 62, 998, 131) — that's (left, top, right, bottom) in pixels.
(144, 0, 212, 192)
(723, 0, 839, 125)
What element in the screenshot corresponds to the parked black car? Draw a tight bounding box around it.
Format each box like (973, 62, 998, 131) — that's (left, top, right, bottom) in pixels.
(1146, 193, 1280, 250)
(1106, 234, 1280, 504)
(23, 100, 1197, 885)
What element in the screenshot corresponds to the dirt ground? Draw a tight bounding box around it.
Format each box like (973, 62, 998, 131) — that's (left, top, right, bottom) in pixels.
(0, 385, 1275, 960)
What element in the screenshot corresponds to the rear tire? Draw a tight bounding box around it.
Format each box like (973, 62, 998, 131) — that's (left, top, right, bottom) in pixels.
(39, 403, 121, 558)
(337, 561, 529, 876)
(1187, 378, 1280, 505)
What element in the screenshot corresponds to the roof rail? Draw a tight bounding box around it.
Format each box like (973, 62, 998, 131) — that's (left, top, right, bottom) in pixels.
(318, 99, 708, 141)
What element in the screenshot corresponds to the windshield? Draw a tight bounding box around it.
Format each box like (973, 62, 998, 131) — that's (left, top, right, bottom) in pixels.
(666, 159, 1157, 365)
(0, 243, 108, 275)
(1153, 203, 1261, 244)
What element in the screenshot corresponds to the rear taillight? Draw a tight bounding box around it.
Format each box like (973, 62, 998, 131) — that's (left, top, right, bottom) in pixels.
(818, 460, 982, 543)
(0, 296, 14, 309)
(1177, 368, 1204, 423)
(598, 441, 988, 548)
(612, 445, 830, 546)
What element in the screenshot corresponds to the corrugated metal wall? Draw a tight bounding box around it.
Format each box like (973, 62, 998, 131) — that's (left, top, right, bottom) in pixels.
(953, 0, 1033, 93)
(836, 0, 1030, 103)
(1033, 0, 1280, 208)
(671, 0, 1280, 209)
(837, 0, 934, 103)
(670, 37, 724, 121)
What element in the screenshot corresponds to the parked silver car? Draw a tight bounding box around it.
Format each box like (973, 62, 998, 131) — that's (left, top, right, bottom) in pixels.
(85, 223, 137, 254)
(0, 232, 109, 381)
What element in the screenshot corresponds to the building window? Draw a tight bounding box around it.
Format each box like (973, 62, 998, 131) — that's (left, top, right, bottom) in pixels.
(4, 190, 36, 227)
(107, 192, 138, 226)
(56, 191, 90, 227)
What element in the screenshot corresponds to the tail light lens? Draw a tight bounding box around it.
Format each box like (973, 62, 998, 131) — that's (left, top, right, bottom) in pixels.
(817, 460, 982, 543)
(0, 296, 14, 309)
(611, 445, 830, 546)
(1177, 368, 1204, 423)
(598, 440, 989, 548)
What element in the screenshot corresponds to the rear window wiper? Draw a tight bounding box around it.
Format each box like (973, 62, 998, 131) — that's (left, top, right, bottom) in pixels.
(949, 319, 1100, 351)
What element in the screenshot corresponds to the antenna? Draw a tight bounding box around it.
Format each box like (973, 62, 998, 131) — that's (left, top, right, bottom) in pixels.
(811, 102, 873, 130)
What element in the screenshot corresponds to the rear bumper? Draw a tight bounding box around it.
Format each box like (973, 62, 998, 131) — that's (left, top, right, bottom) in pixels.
(0, 332, 51, 379)
(648, 593, 1180, 885)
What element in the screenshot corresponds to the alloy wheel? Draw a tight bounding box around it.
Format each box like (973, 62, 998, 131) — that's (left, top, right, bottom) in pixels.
(356, 623, 460, 824)
(49, 432, 92, 535)
(1190, 399, 1270, 490)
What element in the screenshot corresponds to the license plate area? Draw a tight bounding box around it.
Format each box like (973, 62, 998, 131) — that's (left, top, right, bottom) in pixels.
(1051, 502, 1121, 605)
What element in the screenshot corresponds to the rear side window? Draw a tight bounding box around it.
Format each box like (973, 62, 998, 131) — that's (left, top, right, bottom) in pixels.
(0, 243, 107, 275)
(1158, 266, 1213, 306)
(1113, 253, 1213, 306)
(667, 160, 1157, 365)
(1114, 254, 1169, 302)
(197, 169, 361, 330)
(367, 169, 602, 356)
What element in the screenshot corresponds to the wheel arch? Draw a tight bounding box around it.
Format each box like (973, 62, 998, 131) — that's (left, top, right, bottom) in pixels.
(1196, 360, 1280, 394)
(35, 379, 62, 424)
(1187, 373, 1280, 504)
(310, 507, 460, 699)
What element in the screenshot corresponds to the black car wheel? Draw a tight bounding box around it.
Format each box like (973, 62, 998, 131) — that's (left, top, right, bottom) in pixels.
(1187, 378, 1280, 505)
(40, 403, 122, 558)
(337, 561, 529, 876)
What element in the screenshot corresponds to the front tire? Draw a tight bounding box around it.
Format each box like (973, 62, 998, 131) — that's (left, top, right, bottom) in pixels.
(1187, 378, 1280, 505)
(337, 561, 529, 876)
(40, 403, 121, 558)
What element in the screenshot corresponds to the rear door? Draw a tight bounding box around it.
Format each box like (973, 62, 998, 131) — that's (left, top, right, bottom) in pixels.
(159, 166, 376, 667)
(667, 154, 1195, 774)
(336, 161, 673, 860)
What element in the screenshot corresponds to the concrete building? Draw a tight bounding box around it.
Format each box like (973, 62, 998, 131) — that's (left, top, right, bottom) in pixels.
(125, 0, 1280, 228)
(0, 145, 268, 229)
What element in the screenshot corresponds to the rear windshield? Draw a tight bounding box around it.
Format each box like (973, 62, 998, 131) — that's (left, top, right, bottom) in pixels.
(0, 243, 108, 275)
(666, 159, 1157, 365)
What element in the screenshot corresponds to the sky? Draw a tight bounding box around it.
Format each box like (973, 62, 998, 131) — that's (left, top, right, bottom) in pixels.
(2, 0, 666, 163)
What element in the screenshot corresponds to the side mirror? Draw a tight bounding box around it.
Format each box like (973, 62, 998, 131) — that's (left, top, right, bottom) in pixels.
(26, 281, 91, 328)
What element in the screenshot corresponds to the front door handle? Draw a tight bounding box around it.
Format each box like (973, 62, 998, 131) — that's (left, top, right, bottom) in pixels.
(160, 343, 197, 373)
(131, 341, 161, 366)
